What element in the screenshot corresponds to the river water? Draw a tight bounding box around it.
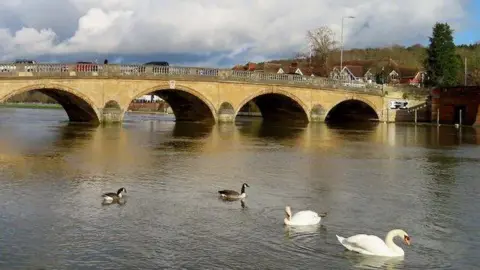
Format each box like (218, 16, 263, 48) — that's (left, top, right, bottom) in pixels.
(0, 107, 479, 269)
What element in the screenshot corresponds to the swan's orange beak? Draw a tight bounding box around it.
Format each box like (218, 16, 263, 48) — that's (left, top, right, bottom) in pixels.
(404, 235, 411, 245)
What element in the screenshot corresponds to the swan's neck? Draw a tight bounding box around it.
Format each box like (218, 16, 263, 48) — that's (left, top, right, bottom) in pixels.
(284, 211, 292, 225)
(385, 230, 405, 256)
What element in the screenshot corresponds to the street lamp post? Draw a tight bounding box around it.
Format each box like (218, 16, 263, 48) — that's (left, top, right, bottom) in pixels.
(340, 16, 355, 73)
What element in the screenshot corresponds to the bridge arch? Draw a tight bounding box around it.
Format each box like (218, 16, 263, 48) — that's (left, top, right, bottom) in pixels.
(219, 102, 235, 114)
(127, 84, 217, 124)
(325, 97, 379, 122)
(0, 83, 101, 124)
(105, 100, 121, 109)
(235, 89, 311, 122)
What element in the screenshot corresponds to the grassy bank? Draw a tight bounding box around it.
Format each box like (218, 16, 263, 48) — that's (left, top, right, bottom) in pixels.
(0, 102, 63, 109)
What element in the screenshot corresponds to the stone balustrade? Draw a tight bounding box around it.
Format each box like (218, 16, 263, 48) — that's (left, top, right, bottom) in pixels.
(0, 63, 384, 95)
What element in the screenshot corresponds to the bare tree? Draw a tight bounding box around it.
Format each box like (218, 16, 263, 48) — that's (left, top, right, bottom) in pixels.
(297, 26, 338, 76)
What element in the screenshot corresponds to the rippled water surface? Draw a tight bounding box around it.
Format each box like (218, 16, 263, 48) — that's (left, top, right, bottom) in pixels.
(0, 108, 479, 269)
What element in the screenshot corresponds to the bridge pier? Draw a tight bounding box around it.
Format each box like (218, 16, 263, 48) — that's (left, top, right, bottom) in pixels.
(310, 105, 327, 122)
(217, 102, 235, 123)
(101, 101, 125, 124)
(218, 112, 235, 123)
(310, 115, 326, 122)
(101, 107, 125, 124)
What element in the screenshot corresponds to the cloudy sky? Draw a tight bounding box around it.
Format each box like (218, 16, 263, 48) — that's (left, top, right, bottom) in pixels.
(0, 0, 477, 67)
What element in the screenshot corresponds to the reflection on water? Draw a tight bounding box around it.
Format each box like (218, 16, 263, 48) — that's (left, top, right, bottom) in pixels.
(218, 198, 247, 209)
(236, 118, 308, 139)
(284, 223, 324, 236)
(102, 197, 127, 206)
(343, 253, 405, 269)
(0, 109, 480, 269)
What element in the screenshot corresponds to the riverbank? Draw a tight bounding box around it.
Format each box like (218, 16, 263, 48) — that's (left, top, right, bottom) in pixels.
(126, 110, 170, 115)
(0, 103, 175, 116)
(0, 102, 63, 109)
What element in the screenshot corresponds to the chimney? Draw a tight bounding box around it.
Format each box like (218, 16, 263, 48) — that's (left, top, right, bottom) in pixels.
(247, 62, 256, 71)
(290, 62, 298, 68)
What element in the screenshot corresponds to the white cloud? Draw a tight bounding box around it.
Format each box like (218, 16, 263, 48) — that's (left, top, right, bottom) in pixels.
(0, 0, 469, 65)
(55, 8, 134, 53)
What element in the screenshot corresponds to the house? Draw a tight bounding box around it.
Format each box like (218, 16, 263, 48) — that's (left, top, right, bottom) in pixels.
(329, 59, 382, 82)
(300, 66, 324, 77)
(232, 59, 327, 77)
(327, 58, 424, 86)
(387, 67, 424, 86)
(231, 62, 257, 71)
(353, 58, 400, 84)
(232, 64, 245, 71)
(254, 62, 283, 73)
(277, 62, 304, 76)
(330, 65, 371, 82)
(364, 69, 375, 82)
(387, 70, 400, 84)
(246, 62, 256, 71)
(256, 61, 319, 77)
(329, 66, 341, 79)
(406, 71, 425, 86)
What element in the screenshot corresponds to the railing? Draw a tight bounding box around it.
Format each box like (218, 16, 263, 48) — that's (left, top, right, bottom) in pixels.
(406, 102, 429, 113)
(0, 63, 384, 95)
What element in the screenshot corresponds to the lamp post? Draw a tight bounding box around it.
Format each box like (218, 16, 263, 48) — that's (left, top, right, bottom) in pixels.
(340, 16, 355, 73)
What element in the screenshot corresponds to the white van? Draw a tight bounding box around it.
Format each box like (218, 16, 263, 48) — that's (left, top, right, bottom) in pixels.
(389, 100, 408, 109)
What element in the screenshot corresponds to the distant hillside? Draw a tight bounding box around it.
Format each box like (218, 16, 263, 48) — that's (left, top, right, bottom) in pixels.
(248, 43, 480, 85)
(270, 43, 479, 69)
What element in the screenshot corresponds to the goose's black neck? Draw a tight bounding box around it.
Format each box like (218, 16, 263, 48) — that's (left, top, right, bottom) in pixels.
(241, 185, 246, 194)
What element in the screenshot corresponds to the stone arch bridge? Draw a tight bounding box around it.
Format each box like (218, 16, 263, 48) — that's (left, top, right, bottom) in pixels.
(0, 63, 387, 125)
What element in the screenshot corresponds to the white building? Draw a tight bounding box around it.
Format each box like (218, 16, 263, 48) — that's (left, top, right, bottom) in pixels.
(134, 95, 163, 102)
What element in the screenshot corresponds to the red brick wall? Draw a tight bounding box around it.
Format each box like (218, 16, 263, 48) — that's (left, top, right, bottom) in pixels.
(431, 87, 480, 125)
(475, 104, 480, 126)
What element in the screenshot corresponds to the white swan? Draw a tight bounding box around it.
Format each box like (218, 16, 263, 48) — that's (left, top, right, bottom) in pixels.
(284, 206, 323, 226)
(336, 229, 411, 257)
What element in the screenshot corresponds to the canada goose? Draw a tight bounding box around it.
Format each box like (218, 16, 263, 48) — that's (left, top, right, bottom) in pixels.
(102, 187, 127, 203)
(218, 183, 249, 199)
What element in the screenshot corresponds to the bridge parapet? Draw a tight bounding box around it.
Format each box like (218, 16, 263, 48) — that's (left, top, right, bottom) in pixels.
(0, 63, 384, 96)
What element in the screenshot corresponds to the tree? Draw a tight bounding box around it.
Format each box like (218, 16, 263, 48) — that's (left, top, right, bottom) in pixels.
(424, 22, 460, 87)
(469, 69, 480, 86)
(297, 26, 338, 75)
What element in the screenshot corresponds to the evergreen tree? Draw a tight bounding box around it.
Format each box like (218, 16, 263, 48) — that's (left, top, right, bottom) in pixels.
(424, 22, 460, 87)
